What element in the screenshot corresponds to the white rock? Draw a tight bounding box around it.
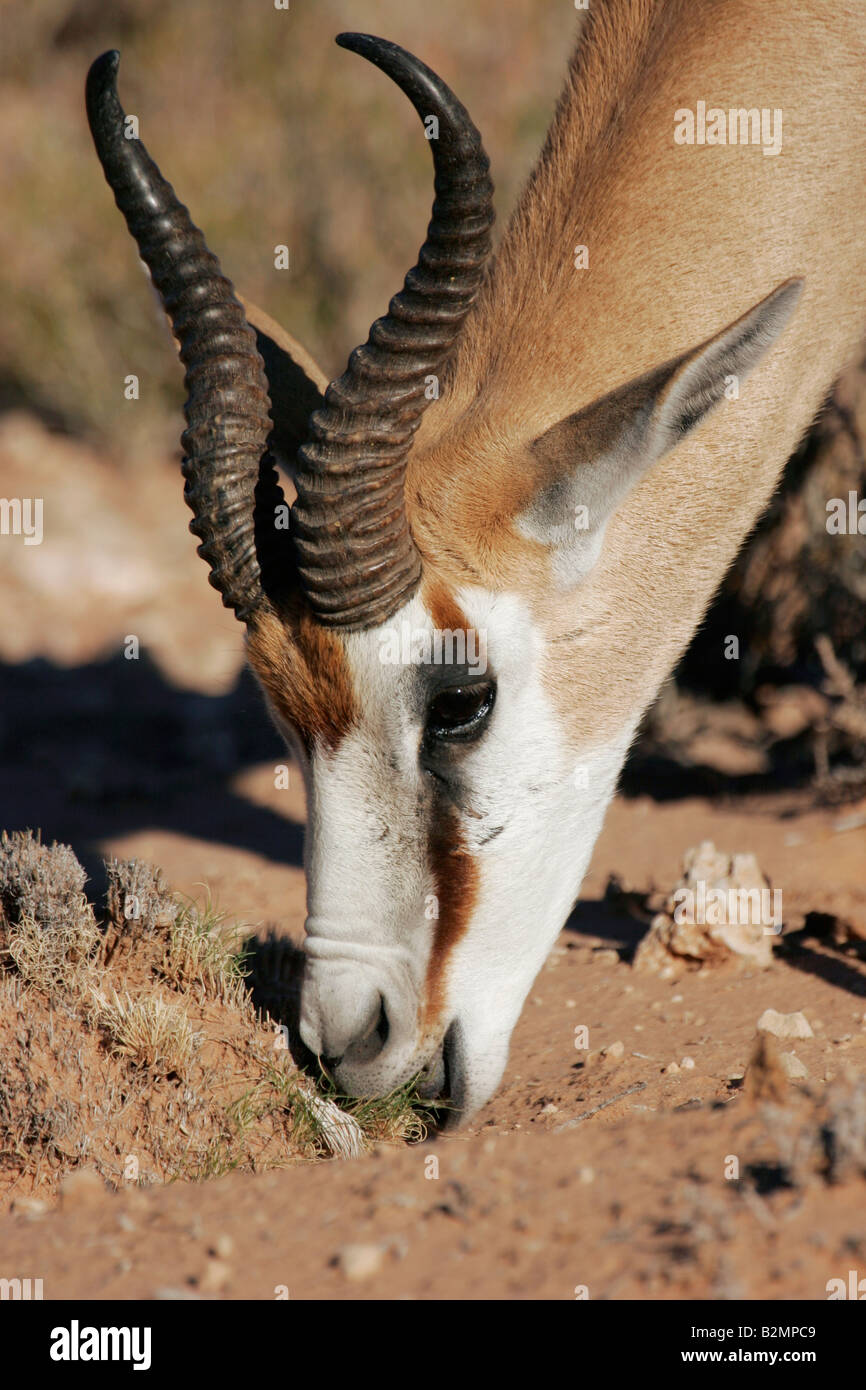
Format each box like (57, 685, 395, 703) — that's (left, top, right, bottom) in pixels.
(757, 1009, 814, 1040)
(336, 1243, 385, 1282)
(780, 1051, 809, 1080)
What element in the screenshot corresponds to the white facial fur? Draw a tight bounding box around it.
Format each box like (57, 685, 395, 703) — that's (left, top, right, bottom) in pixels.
(280, 587, 632, 1124)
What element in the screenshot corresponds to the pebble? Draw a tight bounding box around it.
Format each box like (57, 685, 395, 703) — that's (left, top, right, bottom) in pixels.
(593, 949, 620, 966)
(198, 1258, 232, 1293)
(757, 1009, 813, 1040)
(12, 1196, 48, 1220)
(335, 1243, 386, 1282)
(680, 1056, 696, 1070)
(780, 1051, 809, 1080)
(602, 1040, 625, 1060)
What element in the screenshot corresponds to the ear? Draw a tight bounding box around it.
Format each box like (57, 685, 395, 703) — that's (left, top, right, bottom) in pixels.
(239, 297, 328, 481)
(515, 278, 803, 587)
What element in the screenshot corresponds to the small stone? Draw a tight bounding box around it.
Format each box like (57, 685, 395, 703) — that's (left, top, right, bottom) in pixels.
(757, 1009, 814, 1040)
(602, 1040, 625, 1060)
(578, 1166, 595, 1184)
(198, 1259, 232, 1293)
(11, 1196, 48, 1220)
(680, 1056, 696, 1070)
(539, 1102, 558, 1115)
(664, 1062, 681, 1075)
(213, 1234, 234, 1260)
(780, 1051, 809, 1080)
(336, 1243, 385, 1282)
(593, 949, 620, 966)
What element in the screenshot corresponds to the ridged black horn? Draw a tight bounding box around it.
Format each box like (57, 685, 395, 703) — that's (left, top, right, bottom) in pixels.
(291, 33, 495, 630)
(85, 49, 291, 622)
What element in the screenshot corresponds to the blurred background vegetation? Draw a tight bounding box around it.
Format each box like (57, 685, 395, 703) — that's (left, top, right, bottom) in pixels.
(0, 0, 567, 459)
(1, 0, 865, 795)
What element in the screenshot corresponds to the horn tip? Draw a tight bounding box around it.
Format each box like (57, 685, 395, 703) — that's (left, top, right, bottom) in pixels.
(86, 49, 121, 120)
(335, 32, 382, 58)
(88, 49, 121, 85)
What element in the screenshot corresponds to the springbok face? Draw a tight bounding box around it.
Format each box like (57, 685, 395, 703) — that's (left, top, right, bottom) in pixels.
(88, 32, 801, 1121)
(246, 582, 626, 1120)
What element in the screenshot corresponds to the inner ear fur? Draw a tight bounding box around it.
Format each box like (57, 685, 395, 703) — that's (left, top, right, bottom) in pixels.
(515, 277, 803, 580)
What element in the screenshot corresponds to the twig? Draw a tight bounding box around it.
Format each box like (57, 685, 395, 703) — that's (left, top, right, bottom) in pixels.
(554, 1080, 648, 1132)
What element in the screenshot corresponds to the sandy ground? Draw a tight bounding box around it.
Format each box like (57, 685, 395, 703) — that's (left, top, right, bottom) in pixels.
(2, 416, 865, 1300)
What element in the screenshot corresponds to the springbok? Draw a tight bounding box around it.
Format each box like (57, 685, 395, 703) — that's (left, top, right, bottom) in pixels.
(87, 6, 866, 1124)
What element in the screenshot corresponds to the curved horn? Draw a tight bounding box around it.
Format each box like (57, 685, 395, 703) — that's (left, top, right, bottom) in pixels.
(292, 33, 495, 630)
(86, 50, 291, 622)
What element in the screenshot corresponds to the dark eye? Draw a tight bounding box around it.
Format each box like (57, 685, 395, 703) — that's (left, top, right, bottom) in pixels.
(425, 682, 496, 741)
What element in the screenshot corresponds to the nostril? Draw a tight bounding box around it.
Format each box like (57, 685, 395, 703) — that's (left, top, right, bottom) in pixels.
(305, 987, 392, 1070)
(375, 998, 389, 1048)
(333, 997, 389, 1069)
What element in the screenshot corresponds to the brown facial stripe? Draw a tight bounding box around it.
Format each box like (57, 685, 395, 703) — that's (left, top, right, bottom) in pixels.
(423, 804, 479, 1030)
(245, 606, 358, 752)
(422, 576, 472, 638)
(419, 578, 481, 1028)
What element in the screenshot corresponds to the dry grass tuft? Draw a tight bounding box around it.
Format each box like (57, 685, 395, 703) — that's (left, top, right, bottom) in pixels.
(162, 898, 249, 1008)
(88, 988, 200, 1078)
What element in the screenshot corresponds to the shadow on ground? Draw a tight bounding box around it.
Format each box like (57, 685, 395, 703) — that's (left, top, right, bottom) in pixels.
(0, 650, 302, 899)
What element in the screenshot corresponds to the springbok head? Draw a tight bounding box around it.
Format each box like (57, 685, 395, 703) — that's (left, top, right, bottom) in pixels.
(87, 34, 801, 1122)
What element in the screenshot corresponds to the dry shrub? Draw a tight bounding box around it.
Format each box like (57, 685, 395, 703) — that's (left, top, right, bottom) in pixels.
(0, 836, 431, 1200)
(0, 830, 98, 993)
